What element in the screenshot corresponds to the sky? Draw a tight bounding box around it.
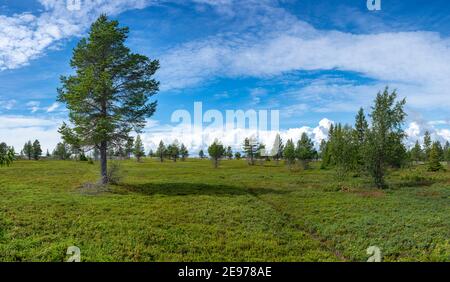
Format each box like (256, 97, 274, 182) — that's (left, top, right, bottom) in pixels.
(1, 0, 450, 154)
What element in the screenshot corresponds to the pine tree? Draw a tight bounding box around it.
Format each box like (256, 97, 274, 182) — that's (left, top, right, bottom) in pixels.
(271, 133, 283, 165)
(444, 141, 450, 164)
(53, 142, 71, 160)
(23, 141, 33, 160)
(226, 146, 233, 160)
(199, 149, 205, 159)
(125, 138, 134, 159)
(32, 140, 42, 160)
(180, 144, 189, 161)
(355, 108, 368, 144)
(328, 124, 357, 180)
(423, 131, 432, 161)
(133, 135, 145, 162)
(255, 143, 266, 164)
(148, 149, 154, 158)
(354, 108, 368, 173)
(321, 124, 334, 168)
(234, 152, 241, 160)
(167, 141, 180, 162)
(57, 15, 159, 184)
(156, 141, 166, 162)
(295, 132, 317, 169)
(433, 141, 444, 161)
(410, 140, 423, 163)
(243, 137, 258, 165)
(283, 139, 296, 168)
(208, 139, 225, 168)
(428, 142, 444, 172)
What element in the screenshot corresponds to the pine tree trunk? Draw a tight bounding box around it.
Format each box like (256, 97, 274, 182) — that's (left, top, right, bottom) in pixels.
(100, 141, 108, 184)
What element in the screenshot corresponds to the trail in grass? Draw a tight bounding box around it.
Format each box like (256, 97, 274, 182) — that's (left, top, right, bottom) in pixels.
(245, 187, 347, 261)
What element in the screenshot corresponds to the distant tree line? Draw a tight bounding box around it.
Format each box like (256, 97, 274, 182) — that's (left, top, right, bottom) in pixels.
(195, 87, 445, 188)
(153, 140, 189, 162)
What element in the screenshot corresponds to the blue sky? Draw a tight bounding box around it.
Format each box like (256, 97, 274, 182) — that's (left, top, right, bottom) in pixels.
(1, 0, 450, 152)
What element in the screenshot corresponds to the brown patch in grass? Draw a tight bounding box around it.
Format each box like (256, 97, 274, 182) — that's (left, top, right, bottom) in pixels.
(416, 190, 442, 198)
(355, 189, 386, 198)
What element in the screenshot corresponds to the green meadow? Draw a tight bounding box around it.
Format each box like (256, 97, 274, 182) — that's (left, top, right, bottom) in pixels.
(0, 159, 448, 262)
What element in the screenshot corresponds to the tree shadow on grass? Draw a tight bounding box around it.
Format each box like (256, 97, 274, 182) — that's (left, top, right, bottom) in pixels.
(119, 182, 289, 197)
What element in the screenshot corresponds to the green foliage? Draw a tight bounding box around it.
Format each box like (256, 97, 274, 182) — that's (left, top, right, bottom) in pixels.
(428, 143, 444, 172)
(0, 142, 14, 167)
(255, 143, 266, 161)
(124, 138, 134, 160)
(53, 142, 71, 160)
(271, 133, 283, 163)
(433, 141, 444, 161)
(167, 141, 180, 162)
(32, 140, 42, 160)
(423, 131, 432, 161)
(208, 139, 225, 168)
(23, 141, 33, 160)
(283, 139, 296, 167)
(156, 141, 166, 162)
(133, 135, 145, 162)
(354, 108, 368, 173)
(79, 152, 88, 162)
(180, 144, 189, 161)
(321, 124, 334, 168)
(243, 137, 258, 166)
(0, 160, 448, 261)
(226, 146, 233, 160)
(444, 141, 450, 161)
(409, 140, 423, 162)
(57, 15, 159, 183)
(295, 133, 317, 169)
(327, 124, 358, 179)
(234, 151, 241, 160)
(106, 161, 123, 185)
(364, 87, 406, 188)
(198, 149, 205, 159)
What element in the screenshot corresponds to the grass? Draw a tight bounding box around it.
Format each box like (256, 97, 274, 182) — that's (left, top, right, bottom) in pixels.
(0, 159, 448, 262)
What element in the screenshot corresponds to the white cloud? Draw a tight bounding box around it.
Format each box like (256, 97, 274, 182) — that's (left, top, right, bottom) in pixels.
(26, 101, 41, 113)
(140, 117, 333, 154)
(46, 102, 60, 112)
(0, 115, 64, 152)
(0, 99, 17, 110)
(404, 120, 450, 147)
(157, 8, 450, 110)
(0, 0, 158, 70)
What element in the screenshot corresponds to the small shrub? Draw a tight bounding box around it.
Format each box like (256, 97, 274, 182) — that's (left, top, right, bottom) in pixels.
(398, 174, 435, 187)
(106, 162, 123, 185)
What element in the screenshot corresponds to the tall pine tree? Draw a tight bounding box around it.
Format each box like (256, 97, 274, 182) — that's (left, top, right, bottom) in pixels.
(57, 15, 159, 184)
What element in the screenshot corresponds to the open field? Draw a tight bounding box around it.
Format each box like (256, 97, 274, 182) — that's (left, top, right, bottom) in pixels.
(0, 159, 449, 262)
